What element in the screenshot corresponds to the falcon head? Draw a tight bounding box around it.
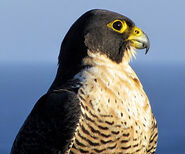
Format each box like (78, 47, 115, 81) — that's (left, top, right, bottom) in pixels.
(54, 9, 149, 85)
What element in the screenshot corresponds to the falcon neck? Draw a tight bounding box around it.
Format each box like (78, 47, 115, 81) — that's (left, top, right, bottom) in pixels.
(49, 47, 136, 91)
(74, 49, 142, 91)
(81, 50, 137, 75)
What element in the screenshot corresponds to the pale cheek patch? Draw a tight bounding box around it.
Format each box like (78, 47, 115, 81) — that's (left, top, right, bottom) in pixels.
(122, 46, 136, 63)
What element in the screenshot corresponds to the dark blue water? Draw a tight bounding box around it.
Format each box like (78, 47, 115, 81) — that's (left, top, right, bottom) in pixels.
(0, 62, 185, 154)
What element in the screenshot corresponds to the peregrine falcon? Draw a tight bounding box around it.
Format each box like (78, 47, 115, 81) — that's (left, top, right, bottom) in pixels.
(11, 9, 158, 154)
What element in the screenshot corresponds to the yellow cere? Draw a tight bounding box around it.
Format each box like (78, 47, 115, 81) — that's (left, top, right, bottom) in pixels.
(107, 19, 128, 34)
(127, 26, 143, 42)
(132, 27, 142, 36)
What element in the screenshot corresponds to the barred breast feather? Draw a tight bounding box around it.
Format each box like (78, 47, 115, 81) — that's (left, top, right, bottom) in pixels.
(68, 50, 158, 154)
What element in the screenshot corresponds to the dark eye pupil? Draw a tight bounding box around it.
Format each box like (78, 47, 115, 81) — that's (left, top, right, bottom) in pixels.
(113, 21, 122, 30)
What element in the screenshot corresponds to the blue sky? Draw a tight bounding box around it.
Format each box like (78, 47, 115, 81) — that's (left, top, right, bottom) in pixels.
(1, 0, 185, 63)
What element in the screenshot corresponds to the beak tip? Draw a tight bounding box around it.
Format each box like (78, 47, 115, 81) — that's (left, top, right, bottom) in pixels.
(145, 47, 149, 54)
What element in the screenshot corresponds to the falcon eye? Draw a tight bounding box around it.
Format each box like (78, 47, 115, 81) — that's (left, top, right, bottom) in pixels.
(113, 21, 122, 31)
(107, 19, 128, 33)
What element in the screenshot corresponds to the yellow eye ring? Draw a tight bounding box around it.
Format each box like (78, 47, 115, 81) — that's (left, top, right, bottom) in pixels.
(107, 20, 128, 33)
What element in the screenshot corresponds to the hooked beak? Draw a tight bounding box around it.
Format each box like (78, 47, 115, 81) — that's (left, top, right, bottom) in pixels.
(127, 27, 150, 54)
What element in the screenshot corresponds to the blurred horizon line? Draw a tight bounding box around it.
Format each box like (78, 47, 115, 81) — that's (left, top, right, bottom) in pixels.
(0, 59, 185, 65)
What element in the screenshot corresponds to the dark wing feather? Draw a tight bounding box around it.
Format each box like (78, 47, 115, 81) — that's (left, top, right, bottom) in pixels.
(11, 89, 81, 154)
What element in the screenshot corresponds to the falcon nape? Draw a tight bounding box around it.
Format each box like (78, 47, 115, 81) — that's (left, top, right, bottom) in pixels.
(11, 9, 158, 154)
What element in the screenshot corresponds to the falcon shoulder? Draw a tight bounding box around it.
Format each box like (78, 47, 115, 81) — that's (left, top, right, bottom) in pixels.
(11, 87, 81, 154)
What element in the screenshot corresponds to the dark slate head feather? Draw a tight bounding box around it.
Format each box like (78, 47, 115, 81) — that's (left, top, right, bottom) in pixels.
(50, 9, 136, 90)
(59, 9, 135, 65)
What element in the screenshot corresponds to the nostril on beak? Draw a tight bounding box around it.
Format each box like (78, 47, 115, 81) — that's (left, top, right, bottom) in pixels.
(135, 30, 140, 35)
